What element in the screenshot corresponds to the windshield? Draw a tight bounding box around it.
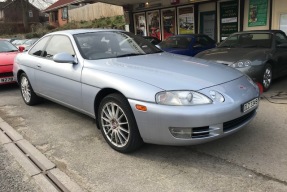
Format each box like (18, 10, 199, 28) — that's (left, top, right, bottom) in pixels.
(219, 33, 272, 48)
(74, 31, 162, 60)
(14, 39, 27, 45)
(0, 40, 18, 53)
(24, 39, 38, 46)
(158, 36, 192, 49)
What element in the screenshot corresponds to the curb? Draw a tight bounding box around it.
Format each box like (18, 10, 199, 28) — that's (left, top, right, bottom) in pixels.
(0, 117, 84, 192)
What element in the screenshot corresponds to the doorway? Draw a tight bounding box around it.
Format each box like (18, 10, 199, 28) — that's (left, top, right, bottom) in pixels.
(200, 11, 216, 41)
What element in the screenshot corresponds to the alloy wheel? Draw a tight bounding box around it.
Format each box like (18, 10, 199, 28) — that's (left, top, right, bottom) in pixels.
(21, 76, 31, 103)
(263, 67, 272, 90)
(101, 102, 130, 148)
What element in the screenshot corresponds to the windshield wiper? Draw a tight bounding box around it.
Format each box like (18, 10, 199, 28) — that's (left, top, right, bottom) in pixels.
(6, 50, 18, 52)
(116, 53, 144, 58)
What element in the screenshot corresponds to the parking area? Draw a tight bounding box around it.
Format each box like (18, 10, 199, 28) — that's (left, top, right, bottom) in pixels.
(0, 76, 287, 192)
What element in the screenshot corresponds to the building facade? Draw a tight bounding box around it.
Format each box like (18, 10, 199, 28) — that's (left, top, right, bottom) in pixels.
(98, 0, 287, 42)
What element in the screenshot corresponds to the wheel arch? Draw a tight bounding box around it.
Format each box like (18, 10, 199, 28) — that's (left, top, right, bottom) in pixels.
(17, 69, 25, 83)
(94, 88, 125, 128)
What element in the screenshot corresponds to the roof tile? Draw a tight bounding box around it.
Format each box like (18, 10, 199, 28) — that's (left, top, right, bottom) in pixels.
(44, 0, 76, 12)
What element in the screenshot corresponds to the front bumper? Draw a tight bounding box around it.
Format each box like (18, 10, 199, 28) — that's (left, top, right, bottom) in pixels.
(235, 65, 265, 83)
(0, 74, 16, 85)
(128, 76, 259, 145)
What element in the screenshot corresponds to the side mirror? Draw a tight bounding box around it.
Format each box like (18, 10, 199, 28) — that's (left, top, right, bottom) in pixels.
(18, 46, 25, 52)
(53, 52, 77, 64)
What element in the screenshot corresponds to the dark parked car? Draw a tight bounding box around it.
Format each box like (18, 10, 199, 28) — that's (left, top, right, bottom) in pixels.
(157, 34, 216, 56)
(195, 30, 287, 91)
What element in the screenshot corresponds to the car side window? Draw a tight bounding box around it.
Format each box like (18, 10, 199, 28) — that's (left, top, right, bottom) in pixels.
(44, 35, 75, 59)
(195, 36, 213, 46)
(275, 33, 287, 45)
(28, 36, 50, 57)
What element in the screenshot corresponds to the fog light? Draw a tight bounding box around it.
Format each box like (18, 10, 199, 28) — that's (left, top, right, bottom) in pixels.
(169, 127, 192, 139)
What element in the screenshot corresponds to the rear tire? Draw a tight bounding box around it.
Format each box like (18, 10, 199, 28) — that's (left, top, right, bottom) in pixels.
(97, 93, 143, 153)
(262, 64, 272, 92)
(20, 73, 41, 106)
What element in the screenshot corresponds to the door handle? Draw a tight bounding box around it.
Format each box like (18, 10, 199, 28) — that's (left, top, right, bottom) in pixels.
(36, 65, 41, 68)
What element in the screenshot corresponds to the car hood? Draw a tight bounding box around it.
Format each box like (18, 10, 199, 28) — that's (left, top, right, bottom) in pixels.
(195, 47, 269, 65)
(0, 52, 18, 66)
(85, 53, 243, 90)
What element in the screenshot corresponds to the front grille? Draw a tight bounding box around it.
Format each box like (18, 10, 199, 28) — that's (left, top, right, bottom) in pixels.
(223, 110, 256, 132)
(192, 126, 210, 138)
(0, 72, 13, 78)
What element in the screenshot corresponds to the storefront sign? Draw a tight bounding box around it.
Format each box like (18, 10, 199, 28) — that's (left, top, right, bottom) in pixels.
(248, 0, 268, 27)
(220, 1, 238, 40)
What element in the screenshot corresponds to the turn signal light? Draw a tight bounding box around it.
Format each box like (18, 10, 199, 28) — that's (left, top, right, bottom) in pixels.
(135, 104, 147, 111)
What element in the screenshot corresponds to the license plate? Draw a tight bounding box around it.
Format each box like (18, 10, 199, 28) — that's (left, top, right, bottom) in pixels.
(0, 77, 15, 83)
(242, 98, 259, 113)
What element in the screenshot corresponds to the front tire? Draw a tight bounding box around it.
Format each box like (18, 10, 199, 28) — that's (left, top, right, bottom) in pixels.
(262, 64, 272, 92)
(98, 93, 143, 153)
(20, 73, 41, 106)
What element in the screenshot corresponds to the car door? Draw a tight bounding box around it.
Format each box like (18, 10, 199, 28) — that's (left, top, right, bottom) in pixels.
(34, 35, 83, 109)
(25, 36, 51, 92)
(273, 32, 287, 77)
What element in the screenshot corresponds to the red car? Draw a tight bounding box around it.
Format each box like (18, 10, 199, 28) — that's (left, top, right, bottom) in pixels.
(0, 40, 24, 85)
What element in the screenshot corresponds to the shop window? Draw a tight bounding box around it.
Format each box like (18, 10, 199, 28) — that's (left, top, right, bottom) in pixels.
(177, 6, 194, 35)
(147, 10, 161, 40)
(161, 8, 176, 40)
(134, 12, 147, 36)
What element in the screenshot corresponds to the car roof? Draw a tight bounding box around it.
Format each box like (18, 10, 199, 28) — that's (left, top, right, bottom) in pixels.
(48, 29, 124, 36)
(233, 30, 285, 35)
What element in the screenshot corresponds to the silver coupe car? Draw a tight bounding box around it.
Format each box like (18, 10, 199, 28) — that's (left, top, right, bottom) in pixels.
(13, 29, 260, 153)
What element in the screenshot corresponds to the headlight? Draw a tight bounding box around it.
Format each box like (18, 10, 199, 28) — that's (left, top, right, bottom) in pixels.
(209, 90, 225, 103)
(229, 60, 252, 68)
(155, 91, 212, 106)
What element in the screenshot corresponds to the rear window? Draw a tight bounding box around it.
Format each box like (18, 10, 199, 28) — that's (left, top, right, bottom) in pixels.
(219, 33, 272, 48)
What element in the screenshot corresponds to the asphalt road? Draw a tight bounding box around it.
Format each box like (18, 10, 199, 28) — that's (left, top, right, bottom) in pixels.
(0, 77, 287, 192)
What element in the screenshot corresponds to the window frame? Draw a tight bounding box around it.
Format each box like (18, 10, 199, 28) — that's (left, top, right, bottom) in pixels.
(62, 7, 68, 20)
(28, 35, 52, 58)
(43, 34, 76, 60)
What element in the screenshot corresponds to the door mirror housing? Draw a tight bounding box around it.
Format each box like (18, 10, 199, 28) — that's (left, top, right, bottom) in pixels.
(53, 53, 77, 64)
(18, 46, 25, 52)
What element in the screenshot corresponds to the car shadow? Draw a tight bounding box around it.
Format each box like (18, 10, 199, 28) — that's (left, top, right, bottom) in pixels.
(0, 83, 19, 92)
